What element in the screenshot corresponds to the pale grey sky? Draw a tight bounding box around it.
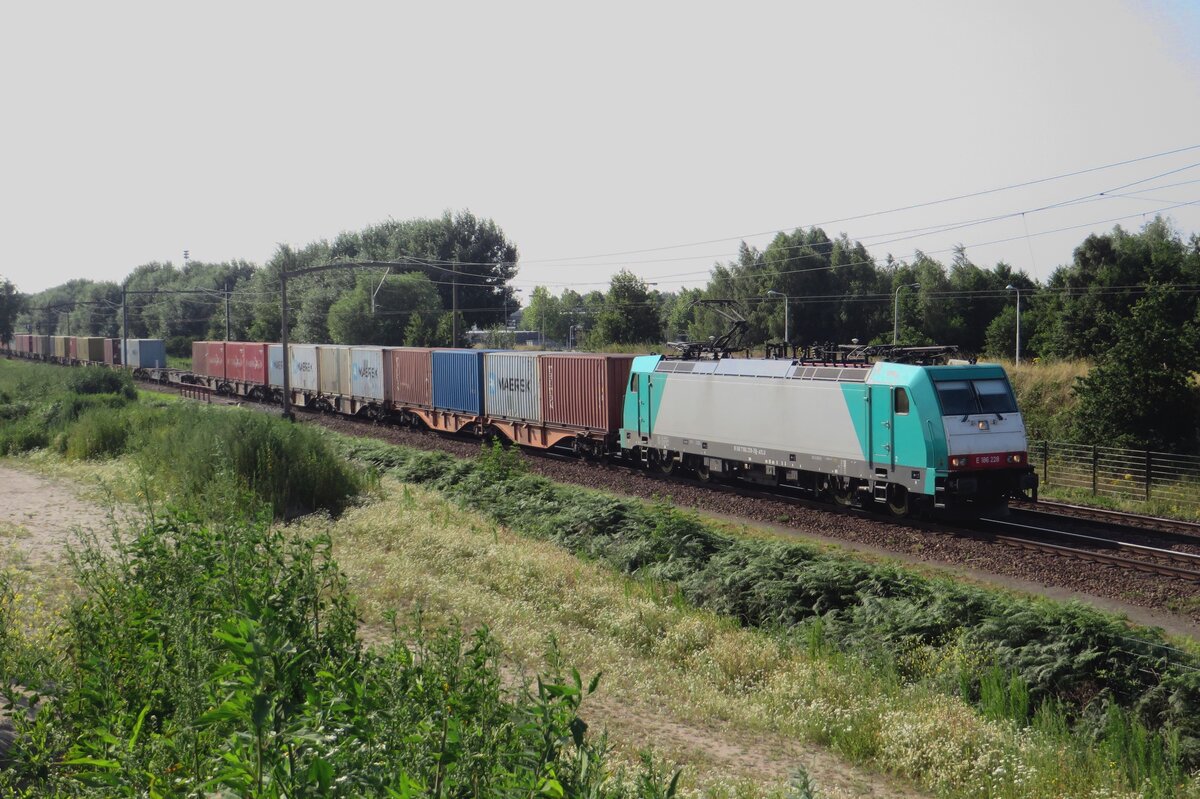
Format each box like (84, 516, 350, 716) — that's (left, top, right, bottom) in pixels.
(2, 0, 1198, 297)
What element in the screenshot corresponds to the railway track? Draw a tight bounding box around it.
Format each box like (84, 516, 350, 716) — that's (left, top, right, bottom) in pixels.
(1010, 498, 1200, 539)
(976, 516, 1200, 582)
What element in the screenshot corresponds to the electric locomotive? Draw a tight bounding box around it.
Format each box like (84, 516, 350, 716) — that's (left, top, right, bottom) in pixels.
(619, 349, 1038, 515)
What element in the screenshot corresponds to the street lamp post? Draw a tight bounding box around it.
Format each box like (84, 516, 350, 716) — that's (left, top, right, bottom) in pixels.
(1006, 284, 1021, 366)
(892, 282, 920, 345)
(766, 290, 789, 349)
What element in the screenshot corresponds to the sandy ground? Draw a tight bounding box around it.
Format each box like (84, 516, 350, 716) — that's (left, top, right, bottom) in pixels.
(0, 464, 111, 573)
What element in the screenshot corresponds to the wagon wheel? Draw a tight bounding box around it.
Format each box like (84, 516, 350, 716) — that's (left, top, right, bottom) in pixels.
(694, 460, 713, 482)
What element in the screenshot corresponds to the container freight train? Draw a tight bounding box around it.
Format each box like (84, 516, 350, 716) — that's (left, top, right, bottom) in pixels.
(5, 334, 167, 372)
(2, 336, 1037, 515)
(182, 340, 1039, 515)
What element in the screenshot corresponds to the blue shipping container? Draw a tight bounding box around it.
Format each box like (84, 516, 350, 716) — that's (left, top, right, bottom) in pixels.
(431, 350, 493, 414)
(123, 339, 167, 369)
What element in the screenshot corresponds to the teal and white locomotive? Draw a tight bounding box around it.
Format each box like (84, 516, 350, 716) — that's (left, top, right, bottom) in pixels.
(619, 349, 1038, 516)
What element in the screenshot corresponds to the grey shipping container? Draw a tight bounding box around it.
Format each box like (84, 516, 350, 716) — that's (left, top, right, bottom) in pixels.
(483, 351, 546, 423)
(268, 344, 285, 388)
(289, 344, 319, 392)
(349, 347, 389, 401)
(123, 339, 166, 369)
(431, 349, 491, 414)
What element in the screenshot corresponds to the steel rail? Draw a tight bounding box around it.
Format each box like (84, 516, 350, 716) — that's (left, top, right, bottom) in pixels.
(991, 535, 1200, 582)
(981, 517, 1200, 568)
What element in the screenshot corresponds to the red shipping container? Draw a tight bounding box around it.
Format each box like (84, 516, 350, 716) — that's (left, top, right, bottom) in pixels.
(229, 342, 269, 385)
(200, 342, 227, 380)
(540, 354, 635, 433)
(68, 337, 78, 360)
(386, 347, 433, 408)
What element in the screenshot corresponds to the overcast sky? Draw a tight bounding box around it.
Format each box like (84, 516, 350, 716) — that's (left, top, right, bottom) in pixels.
(2, 0, 1198, 299)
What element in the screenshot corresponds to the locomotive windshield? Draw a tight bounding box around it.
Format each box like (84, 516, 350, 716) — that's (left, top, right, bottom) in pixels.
(934, 378, 1018, 416)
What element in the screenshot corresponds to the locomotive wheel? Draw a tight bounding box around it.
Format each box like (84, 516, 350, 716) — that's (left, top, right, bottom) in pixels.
(828, 477, 854, 507)
(694, 462, 712, 482)
(650, 449, 675, 475)
(887, 485, 911, 517)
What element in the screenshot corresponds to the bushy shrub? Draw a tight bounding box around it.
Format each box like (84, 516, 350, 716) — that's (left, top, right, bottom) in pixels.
(66, 366, 136, 399)
(62, 406, 132, 460)
(138, 405, 368, 518)
(0, 418, 48, 454)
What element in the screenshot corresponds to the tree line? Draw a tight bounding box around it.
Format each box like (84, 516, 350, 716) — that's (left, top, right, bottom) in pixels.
(4, 214, 1200, 451)
(4, 211, 518, 355)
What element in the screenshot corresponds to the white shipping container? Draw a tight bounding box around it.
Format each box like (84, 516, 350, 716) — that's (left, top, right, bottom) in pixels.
(289, 344, 319, 392)
(268, 344, 285, 388)
(349, 347, 388, 400)
(484, 351, 545, 423)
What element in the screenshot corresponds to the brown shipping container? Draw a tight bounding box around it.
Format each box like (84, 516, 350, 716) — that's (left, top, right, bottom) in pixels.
(104, 338, 117, 365)
(540, 354, 635, 433)
(386, 347, 433, 407)
(68, 337, 78, 360)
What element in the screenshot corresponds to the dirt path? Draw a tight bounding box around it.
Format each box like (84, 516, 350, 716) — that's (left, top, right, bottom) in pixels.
(0, 463, 109, 573)
(581, 691, 920, 797)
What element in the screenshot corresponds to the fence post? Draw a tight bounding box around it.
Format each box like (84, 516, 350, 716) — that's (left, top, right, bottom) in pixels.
(1042, 440, 1049, 487)
(1092, 444, 1098, 496)
(1145, 450, 1152, 502)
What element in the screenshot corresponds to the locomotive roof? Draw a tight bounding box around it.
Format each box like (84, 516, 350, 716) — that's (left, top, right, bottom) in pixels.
(649, 356, 1011, 387)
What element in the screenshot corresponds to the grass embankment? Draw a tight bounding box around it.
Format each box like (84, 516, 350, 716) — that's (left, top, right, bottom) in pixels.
(0, 359, 665, 797)
(340, 436, 1200, 799)
(1003, 359, 1089, 443)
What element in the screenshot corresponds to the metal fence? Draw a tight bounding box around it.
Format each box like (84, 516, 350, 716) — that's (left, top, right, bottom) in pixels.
(1033, 441, 1200, 509)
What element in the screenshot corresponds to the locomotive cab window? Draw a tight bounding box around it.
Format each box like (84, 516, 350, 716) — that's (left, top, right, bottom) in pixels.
(934, 378, 1018, 416)
(974, 379, 1017, 414)
(630, 373, 639, 393)
(935, 380, 976, 416)
(893, 387, 910, 415)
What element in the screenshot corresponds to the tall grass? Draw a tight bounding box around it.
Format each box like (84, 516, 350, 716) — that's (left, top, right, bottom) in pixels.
(0, 495, 672, 796)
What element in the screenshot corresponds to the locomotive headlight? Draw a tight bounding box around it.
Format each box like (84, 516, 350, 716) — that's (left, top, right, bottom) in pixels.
(950, 456, 968, 468)
(1007, 453, 1024, 464)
